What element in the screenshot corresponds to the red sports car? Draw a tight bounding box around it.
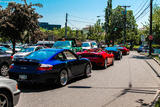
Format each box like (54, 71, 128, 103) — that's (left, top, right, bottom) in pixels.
(77, 49, 114, 68)
(118, 46, 130, 55)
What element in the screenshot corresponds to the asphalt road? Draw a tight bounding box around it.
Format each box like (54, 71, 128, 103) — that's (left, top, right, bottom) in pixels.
(16, 51, 160, 107)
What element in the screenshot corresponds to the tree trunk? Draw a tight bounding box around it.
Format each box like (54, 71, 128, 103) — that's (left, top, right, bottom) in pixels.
(12, 37, 16, 55)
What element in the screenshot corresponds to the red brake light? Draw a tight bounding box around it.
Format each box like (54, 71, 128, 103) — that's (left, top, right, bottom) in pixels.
(10, 56, 13, 59)
(37, 64, 53, 71)
(9, 65, 14, 69)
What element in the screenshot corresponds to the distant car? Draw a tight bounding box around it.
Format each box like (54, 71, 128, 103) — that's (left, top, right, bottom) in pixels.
(37, 41, 55, 48)
(0, 50, 12, 76)
(13, 46, 44, 59)
(82, 42, 93, 51)
(116, 46, 130, 55)
(137, 45, 144, 53)
(0, 77, 20, 107)
(77, 49, 114, 68)
(53, 41, 82, 52)
(9, 49, 91, 86)
(105, 47, 122, 60)
(91, 41, 98, 48)
(0, 46, 12, 54)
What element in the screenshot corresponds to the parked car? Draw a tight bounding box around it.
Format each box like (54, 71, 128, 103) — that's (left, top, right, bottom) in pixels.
(0, 76, 20, 107)
(116, 46, 130, 55)
(9, 49, 91, 86)
(77, 48, 114, 68)
(53, 41, 82, 52)
(105, 47, 122, 60)
(0, 50, 12, 76)
(13, 46, 44, 59)
(0, 46, 12, 54)
(82, 42, 93, 51)
(90, 41, 98, 48)
(137, 45, 144, 53)
(37, 41, 55, 48)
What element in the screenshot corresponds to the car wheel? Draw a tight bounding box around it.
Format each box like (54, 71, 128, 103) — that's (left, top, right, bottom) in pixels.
(111, 58, 114, 66)
(103, 59, 108, 69)
(0, 90, 12, 107)
(84, 64, 91, 78)
(0, 64, 9, 77)
(58, 70, 68, 86)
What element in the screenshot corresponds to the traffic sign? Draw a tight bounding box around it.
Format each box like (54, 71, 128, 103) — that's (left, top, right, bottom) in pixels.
(148, 35, 153, 40)
(141, 35, 145, 41)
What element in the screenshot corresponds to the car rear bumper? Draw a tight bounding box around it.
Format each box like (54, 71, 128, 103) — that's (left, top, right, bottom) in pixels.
(9, 72, 59, 83)
(13, 90, 21, 106)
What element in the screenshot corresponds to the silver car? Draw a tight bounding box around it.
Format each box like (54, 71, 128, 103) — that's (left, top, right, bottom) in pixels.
(0, 77, 20, 107)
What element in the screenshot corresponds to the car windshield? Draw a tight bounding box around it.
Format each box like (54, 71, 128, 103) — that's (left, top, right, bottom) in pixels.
(53, 41, 71, 47)
(25, 50, 57, 61)
(0, 46, 11, 51)
(82, 43, 90, 47)
(91, 42, 97, 46)
(20, 48, 35, 52)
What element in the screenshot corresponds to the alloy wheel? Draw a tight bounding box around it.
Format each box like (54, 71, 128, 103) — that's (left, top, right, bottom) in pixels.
(0, 93, 8, 107)
(60, 70, 68, 86)
(0, 65, 9, 76)
(85, 64, 91, 77)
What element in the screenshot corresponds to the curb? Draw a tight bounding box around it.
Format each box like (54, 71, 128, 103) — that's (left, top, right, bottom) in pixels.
(152, 58, 160, 66)
(150, 89, 160, 107)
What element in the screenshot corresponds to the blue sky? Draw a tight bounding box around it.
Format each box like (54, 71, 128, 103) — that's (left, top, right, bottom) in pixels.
(0, 0, 159, 29)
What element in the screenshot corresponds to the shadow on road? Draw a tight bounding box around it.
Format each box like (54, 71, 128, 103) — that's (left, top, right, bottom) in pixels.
(68, 85, 157, 107)
(19, 76, 87, 93)
(130, 55, 151, 60)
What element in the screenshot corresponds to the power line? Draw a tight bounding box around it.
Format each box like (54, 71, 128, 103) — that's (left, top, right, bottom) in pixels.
(68, 21, 79, 30)
(136, 8, 150, 22)
(134, 0, 149, 17)
(69, 14, 97, 21)
(134, 0, 147, 14)
(135, 4, 150, 20)
(69, 19, 95, 24)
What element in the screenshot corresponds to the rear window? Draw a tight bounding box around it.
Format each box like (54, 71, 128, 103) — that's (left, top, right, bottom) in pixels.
(25, 50, 57, 61)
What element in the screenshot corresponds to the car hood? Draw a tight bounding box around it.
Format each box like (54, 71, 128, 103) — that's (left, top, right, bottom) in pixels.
(6, 50, 13, 54)
(14, 52, 31, 56)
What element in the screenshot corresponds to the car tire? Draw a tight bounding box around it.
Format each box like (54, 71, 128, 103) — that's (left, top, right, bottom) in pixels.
(0, 64, 9, 77)
(84, 64, 91, 78)
(0, 90, 12, 107)
(103, 59, 108, 69)
(111, 58, 114, 66)
(57, 69, 68, 86)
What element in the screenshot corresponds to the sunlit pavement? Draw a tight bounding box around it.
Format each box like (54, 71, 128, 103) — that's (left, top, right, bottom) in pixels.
(16, 51, 160, 107)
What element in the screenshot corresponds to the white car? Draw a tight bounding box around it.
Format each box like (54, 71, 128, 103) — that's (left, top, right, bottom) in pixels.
(82, 42, 93, 51)
(13, 46, 43, 59)
(91, 41, 98, 48)
(0, 76, 20, 106)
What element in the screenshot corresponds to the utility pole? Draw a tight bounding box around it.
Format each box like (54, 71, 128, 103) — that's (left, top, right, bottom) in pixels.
(149, 0, 153, 56)
(121, 6, 130, 45)
(65, 13, 68, 38)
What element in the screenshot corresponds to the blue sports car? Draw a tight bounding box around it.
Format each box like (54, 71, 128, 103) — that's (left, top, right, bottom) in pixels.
(9, 49, 91, 86)
(105, 47, 122, 60)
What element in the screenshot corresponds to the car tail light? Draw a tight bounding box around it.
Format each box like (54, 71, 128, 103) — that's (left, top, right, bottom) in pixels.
(10, 56, 13, 59)
(37, 64, 53, 71)
(9, 65, 14, 69)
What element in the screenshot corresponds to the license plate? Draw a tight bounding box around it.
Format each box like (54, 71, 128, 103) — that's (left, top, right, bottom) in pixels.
(19, 75, 27, 80)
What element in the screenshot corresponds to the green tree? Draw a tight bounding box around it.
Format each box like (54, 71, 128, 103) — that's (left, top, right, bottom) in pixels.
(0, 0, 43, 54)
(105, 6, 138, 47)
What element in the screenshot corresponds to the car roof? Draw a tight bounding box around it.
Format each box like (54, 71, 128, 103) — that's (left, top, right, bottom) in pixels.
(40, 48, 65, 52)
(105, 47, 118, 51)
